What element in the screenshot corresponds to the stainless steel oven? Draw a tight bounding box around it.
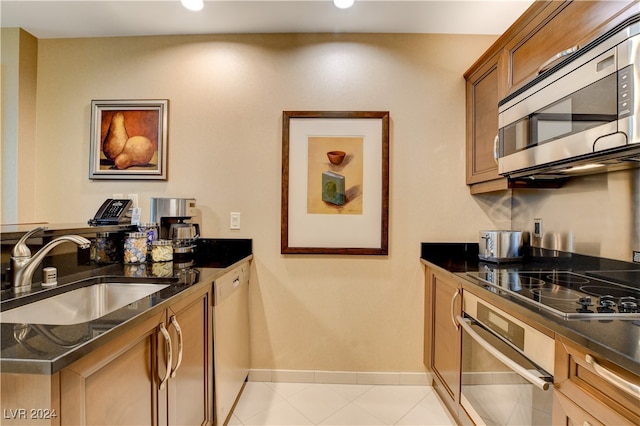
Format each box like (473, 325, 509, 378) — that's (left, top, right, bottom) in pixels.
(458, 293, 554, 426)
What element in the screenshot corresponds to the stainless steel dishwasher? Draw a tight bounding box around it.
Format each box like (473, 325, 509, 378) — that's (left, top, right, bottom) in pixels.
(213, 261, 250, 425)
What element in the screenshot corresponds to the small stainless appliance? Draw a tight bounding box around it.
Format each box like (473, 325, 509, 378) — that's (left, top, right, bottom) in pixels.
(458, 292, 554, 426)
(498, 15, 640, 179)
(468, 269, 640, 319)
(478, 230, 528, 263)
(150, 197, 200, 255)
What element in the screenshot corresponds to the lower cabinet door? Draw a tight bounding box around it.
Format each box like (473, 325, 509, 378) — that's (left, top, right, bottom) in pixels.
(165, 287, 211, 426)
(424, 266, 462, 418)
(61, 311, 165, 425)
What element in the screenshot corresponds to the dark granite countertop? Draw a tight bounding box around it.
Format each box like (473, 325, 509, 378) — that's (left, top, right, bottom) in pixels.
(421, 242, 640, 374)
(0, 238, 252, 374)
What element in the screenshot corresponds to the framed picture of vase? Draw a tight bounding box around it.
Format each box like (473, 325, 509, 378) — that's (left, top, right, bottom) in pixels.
(89, 99, 168, 180)
(281, 111, 390, 255)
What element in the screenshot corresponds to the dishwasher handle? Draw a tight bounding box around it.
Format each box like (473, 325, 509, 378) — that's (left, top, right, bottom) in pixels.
(457, 315, 550, 391)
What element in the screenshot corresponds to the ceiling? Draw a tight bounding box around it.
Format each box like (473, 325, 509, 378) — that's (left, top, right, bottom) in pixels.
(1, 0, 534, 39)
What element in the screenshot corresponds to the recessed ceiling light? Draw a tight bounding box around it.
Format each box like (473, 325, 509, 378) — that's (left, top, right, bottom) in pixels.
(182, 0, 204, 12)
(334, 0, 355, 9)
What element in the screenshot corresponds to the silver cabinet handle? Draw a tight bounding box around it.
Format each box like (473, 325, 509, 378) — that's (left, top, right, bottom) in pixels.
(457, 315, 550, 391)
(158, 322, 172, 390)
(493, 134, 500, 165)
(450, 289, 460, 329)
(170, 316, 183, 378)
(585, 354, 640, 398)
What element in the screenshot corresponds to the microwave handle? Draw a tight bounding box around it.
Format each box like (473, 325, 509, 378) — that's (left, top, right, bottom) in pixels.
(493, 134, 499, 165)
(456, 315, 550, 391)
(538, 45, 579, 74)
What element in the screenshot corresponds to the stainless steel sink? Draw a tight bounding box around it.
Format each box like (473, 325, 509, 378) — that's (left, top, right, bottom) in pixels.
(0, 283, 169, 325)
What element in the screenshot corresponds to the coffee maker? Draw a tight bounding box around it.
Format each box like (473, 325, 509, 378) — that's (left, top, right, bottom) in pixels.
(150, 197, 200, 254)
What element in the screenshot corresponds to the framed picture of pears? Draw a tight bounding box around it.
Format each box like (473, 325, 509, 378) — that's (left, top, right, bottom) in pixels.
(89, 99, 168, 180)
(281, 111, 390, 255)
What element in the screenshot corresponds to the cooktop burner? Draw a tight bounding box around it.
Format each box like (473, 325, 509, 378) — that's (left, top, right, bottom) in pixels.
(469, 270, 640, 320)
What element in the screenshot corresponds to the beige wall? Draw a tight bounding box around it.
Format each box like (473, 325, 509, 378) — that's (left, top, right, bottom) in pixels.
(512, 169, 640, 262)
(1, 28, 38, 224)
(23, 32, 500, 372)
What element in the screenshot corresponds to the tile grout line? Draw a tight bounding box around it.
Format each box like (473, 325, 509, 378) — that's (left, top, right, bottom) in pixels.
(391, 391, 433, 426)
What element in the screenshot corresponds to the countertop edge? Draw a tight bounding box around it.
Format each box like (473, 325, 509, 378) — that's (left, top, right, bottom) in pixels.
(1, 255, 253, 375)
(421, 258, 639, 374)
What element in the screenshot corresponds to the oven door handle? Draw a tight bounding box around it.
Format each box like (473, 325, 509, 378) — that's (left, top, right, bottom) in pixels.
(456, 315, 550, 391)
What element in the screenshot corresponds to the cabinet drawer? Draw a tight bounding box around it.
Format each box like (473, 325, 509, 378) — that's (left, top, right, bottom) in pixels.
(554, 336, 639, 425)
(553, 390, 605, 426)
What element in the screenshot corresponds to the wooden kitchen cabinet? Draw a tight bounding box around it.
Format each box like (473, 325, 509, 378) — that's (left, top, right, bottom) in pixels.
(163, 285, 212, 426)
(0, 373, 61, 426)
(423, 266, 462, 417)
(60, 284, 212, 426)
(60, 310, 165, 425)
(504, 0, 639, 93)
(553, 335, 640, 425)
(465, 52, 502, 191)
(464, 0, 638, 193)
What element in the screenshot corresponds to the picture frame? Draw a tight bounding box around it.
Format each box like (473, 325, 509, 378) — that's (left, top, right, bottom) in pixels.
(89, 99, 168, 180)
(281, 111, 390, 255)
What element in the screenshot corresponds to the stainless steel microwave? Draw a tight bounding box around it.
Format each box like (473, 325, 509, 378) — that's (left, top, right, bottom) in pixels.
(497, 14, 640, 179)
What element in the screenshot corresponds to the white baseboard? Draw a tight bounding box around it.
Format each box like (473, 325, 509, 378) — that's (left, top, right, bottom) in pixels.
(248, 369, 432, 386)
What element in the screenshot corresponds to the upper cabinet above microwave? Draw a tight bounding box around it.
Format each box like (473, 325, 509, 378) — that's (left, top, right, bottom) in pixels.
(465, 0, 639, 194)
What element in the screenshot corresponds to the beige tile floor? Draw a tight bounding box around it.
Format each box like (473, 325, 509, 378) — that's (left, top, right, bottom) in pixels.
(227, 381, 457, 426)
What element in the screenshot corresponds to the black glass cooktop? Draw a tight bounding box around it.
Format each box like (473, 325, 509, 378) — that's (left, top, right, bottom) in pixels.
(469, 270, 640, 320)
(586, 270, 640, 287)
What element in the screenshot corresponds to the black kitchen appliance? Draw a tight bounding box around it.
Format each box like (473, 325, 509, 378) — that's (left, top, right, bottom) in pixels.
(468, 269, 640, 320)
(88, 199, 133, 225)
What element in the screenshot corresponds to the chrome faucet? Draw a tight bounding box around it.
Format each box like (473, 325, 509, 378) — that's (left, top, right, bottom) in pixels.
(11, 227, 91, 293)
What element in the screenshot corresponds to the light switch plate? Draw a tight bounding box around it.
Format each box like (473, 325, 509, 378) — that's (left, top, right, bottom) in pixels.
(230, 212, 241, 230)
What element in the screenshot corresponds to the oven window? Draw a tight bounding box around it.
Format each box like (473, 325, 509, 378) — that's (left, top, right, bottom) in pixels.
(461, 320, 553, 426)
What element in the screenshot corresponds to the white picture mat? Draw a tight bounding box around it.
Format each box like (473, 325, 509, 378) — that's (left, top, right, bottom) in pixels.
(288, 118, 383, 248)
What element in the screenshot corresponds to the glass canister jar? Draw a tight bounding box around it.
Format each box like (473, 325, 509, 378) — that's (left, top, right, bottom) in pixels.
(95, 232, 122, 263)
(152, 239, 173, 262)
(124, 232, 147, 263)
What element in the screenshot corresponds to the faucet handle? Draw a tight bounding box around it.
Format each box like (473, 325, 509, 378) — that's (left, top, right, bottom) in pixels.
(11, 226, 48, 258)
